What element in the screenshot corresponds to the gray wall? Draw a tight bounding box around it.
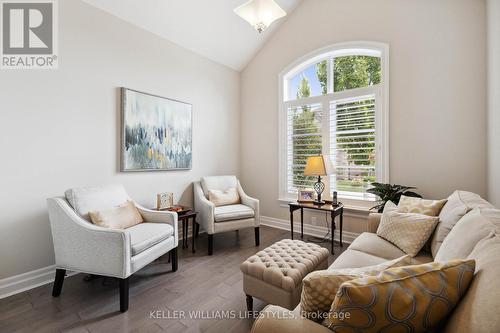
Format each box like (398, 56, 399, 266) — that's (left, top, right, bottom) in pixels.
(240, 0, 487, 233)
(0, 0, 240, 279)
(488, 0, 500, 207)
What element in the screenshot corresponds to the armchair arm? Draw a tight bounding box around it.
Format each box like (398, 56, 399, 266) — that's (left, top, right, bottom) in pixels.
(237, 181, 260, 226)
(135, 204, 178, 248)
(368, 212, 382, 233)
(193, 181, 215, 234)
(47, 197, 131, 278)
(251, 305, 330, 333)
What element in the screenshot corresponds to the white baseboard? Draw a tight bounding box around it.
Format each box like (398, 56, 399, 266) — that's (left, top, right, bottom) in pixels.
(261, 215, 359, 244)
(0, 265, 77, 300)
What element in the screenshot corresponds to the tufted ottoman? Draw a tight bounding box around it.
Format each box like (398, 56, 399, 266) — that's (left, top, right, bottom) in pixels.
(240, 239, 329, 310)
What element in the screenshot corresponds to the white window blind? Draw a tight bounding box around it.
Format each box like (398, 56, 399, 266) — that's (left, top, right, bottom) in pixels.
(330, 95, 376, 199)
(286, 103, 322, 194)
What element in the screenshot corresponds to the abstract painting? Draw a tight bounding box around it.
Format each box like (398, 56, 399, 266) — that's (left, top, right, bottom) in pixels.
(121, 88, 192, 171)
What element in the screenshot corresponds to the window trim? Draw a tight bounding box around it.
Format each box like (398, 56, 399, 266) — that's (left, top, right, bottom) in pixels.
(278, 41, 390, 203)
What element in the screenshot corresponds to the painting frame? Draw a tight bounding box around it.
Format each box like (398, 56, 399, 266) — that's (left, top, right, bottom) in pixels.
(120, 87, 193, 172)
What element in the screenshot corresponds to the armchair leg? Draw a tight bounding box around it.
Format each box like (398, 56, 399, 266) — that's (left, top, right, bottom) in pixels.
(52, 269, 66, 297)
(171, 247, 178, 272)
(246, 295, 253, 311)
(119, 277, 129, 313)
(208, 234, 214, 255)
(255, 227, 260, 247)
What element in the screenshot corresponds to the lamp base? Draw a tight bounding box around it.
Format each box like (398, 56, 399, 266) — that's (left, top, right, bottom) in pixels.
(313, 176, 325, 206)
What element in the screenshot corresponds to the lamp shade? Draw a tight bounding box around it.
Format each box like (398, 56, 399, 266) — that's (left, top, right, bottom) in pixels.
(234, 0, 287, 33)
(304, 155, 332, 176)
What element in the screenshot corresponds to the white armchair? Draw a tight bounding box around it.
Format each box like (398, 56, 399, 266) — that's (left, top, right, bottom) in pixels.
(47, 184, 178, 312)
(194, 176, 260, 255)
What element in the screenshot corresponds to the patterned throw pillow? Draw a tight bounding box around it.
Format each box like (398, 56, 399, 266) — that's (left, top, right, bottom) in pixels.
(300, 255, 411, 321)
(377, 211, 439, 256)
(397, 195, 447, 216)
(324, 259, 476, 333)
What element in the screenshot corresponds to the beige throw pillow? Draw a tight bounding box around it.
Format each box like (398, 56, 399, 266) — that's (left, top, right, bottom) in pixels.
(300, 255, 411, 321)
(397, 195, 447, 216)
(383, 200, 398, 213)
(89, 201, 143, 229)
(208, 188, 240, 207)
(431, 190, 492, 257)
(377, 211, 439, 257)
(435, 208, 500, 262)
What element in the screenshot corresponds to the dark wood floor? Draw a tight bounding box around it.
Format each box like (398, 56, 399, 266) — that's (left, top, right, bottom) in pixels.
(0, 226, 345, 333)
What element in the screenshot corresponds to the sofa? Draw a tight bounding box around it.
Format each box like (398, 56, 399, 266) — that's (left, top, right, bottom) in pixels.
(251, 191, 500, 333)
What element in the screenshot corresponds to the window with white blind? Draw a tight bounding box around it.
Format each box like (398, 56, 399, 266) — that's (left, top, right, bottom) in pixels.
(279, 42, 389, 203)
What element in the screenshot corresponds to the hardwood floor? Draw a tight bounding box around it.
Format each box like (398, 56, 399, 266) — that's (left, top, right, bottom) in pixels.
(0, 226, 345, 333)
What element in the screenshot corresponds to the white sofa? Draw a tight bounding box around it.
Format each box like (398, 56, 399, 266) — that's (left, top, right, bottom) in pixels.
(193, 175, 260, 255)
(47, 184, 178, 312)
(251, 190, 500, 333)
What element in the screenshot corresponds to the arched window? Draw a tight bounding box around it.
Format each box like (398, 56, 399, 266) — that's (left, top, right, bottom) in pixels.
(279, 42, 389, 203)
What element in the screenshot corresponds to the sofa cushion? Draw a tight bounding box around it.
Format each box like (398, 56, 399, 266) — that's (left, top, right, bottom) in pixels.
(325, 259, 476, 333)
(444, 233, 500, 333)
(128, 222, 174, 256)
(214, 204, 254, 222)
(337, 234, 433, 270)
(200, 175, 238, 197)
(431, 190, 493, 257)
(348, 232, 407, 260)
(65, 184, 130, 221)
(435, 208, 500, 262)
(397, 195, 447, 216)
(328, 249, 391, 270)
(301, 255, 411, 321)
(377, 211, 439, 257)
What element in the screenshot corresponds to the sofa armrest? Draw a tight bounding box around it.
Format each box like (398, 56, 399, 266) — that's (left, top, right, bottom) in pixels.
(193, 181, 215, 234)
(368, 212, 382, 233)
(237, 181, 260, 226)
(135, 204, 179, 248)
(251, 305, 330, 333)
(47, 197, 131, 278)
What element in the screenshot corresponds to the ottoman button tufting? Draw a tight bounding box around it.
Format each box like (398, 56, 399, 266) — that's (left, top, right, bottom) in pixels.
(241, 239, 329, 311)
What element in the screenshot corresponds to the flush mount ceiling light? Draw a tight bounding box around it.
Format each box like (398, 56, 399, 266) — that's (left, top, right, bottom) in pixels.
(234, 0, 287, 33)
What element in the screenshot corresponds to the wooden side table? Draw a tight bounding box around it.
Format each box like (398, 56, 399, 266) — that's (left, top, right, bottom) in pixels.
(156, 207, 199, 253)
(288, 201, 344, 254)
(177, 210, 198, 253)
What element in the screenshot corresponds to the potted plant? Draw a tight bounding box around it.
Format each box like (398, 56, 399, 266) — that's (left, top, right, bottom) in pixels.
(367, 182, 422, 213)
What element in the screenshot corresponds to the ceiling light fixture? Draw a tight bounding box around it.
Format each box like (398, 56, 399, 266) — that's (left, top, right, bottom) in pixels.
(234, 0, 287, 33)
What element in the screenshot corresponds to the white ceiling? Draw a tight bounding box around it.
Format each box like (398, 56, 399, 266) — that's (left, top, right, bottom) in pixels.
(82, 0, 302, 71)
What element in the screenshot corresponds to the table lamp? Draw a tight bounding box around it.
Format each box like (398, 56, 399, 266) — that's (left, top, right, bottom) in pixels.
(304, 155, 332, 205)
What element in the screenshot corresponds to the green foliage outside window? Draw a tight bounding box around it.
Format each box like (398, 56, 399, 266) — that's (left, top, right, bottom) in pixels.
(334, 56, 381, 91)
(291, 76, 321, 190)
(290, 56, 381, 194)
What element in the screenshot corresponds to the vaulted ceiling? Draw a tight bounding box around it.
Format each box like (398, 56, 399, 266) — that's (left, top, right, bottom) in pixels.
(82, 0, 302, 70)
